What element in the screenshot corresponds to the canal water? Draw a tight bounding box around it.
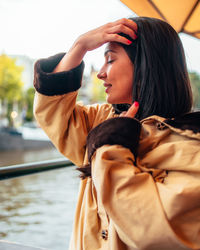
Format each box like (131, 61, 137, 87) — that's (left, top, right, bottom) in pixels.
(0, 148, 80, 249)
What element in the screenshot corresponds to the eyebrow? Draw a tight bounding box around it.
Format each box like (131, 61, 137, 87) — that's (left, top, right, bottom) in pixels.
(104, 49, 117, 57)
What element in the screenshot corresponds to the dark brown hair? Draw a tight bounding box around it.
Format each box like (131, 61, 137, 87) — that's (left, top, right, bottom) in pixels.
(114, 17, 193, 120)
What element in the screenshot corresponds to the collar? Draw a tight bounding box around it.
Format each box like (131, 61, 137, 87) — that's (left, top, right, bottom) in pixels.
(164, 111, 200, 134)
(141, 111, 200, 140)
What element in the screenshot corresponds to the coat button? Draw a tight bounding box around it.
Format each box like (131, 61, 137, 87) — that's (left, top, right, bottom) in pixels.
(156, 122, 167, 130)
(101, 229, 108, 240)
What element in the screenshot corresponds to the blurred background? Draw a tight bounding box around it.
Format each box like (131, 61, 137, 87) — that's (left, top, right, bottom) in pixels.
(0, 0, 200, 249)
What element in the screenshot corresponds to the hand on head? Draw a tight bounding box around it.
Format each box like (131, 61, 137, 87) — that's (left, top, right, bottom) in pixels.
(53, 18, 137, 80)
(77, 18, 138, 53)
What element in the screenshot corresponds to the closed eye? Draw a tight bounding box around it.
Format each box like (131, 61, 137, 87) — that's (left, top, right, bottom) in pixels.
(107, 60, 114, 64)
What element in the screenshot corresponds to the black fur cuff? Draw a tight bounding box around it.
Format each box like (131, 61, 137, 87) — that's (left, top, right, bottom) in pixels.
(33, 53, 85, 96)
(87, 117, 141, 162)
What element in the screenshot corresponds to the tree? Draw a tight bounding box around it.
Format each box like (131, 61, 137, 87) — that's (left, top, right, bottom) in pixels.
(0, 54, 24, 126)
(189, 72, 200, 109)
(23, 87, 35, 122)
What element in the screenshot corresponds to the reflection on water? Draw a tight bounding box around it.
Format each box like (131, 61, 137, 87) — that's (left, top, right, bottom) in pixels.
(0, 167, 80, 249)
(0, 147, 64, 167)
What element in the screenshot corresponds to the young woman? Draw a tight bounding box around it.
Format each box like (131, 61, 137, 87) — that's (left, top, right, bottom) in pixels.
(33, 17, 200, 250)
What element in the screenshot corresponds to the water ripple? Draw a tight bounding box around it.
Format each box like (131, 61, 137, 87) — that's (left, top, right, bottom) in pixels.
(0, 166, 80, 249)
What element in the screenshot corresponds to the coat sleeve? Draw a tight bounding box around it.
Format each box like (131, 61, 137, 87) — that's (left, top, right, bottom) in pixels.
(88, 117, 191, 250)
(33, 53, 113, 166)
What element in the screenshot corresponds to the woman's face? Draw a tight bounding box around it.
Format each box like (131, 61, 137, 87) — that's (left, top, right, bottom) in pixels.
(97, 42, 134, 104)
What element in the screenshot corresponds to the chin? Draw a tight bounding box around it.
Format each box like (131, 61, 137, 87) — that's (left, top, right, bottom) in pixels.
(106, 94, 119, 104)
(106, 96, 117, 104)
(106, 95, 131, 105)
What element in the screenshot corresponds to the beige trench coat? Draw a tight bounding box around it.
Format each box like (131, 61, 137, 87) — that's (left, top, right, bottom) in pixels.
(33, 54, 200, 250)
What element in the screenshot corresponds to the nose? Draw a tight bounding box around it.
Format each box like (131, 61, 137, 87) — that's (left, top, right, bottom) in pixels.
(97, 70, 107, 80)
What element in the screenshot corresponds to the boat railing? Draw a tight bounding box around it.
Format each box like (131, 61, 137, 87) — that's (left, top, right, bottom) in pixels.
(0, 158, 73, 180)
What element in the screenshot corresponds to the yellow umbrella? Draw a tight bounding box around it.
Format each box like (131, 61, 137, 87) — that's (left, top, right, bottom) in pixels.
(120, 0, 200, 39)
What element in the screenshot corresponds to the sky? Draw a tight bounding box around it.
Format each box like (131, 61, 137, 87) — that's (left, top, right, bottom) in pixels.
(0, 0, 200, 75)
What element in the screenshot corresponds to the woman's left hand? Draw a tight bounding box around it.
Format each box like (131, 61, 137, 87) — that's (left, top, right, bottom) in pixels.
(120, 101, 139, 118)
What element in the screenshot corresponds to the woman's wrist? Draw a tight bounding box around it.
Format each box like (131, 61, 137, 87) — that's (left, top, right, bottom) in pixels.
(53, 40, 87, 73)
(70, 37, 88, 54)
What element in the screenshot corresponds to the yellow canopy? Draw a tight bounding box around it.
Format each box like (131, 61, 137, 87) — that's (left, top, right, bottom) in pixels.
(120, 0, 200, 39)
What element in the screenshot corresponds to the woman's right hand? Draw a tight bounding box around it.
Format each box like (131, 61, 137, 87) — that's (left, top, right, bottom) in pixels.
(53, 18, 137, 73)
(75, 18, 137, 52)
